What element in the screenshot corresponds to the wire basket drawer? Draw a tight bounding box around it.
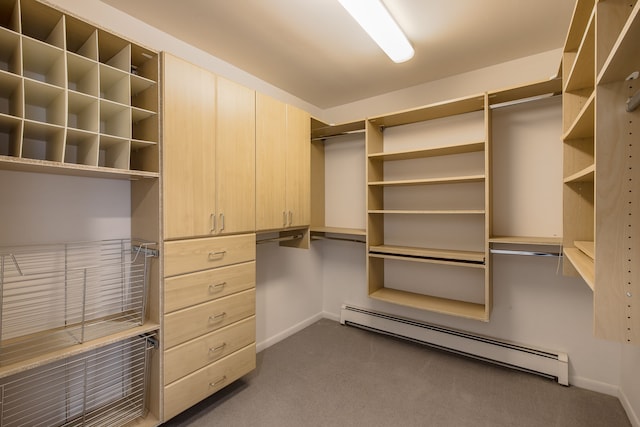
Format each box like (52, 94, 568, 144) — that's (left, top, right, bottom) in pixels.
(0, 239, 154, 366)
(0, 334, 154, 427)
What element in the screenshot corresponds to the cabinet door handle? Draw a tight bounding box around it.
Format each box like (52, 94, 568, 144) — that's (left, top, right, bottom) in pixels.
(208, 342, 227, 354)
(208, 250, 226, 260)
(210, 213, 216, 233)
(283, 211, 287, 227)
(219, 212, 225, 231)
(208, 312, 227, 323)
(208, 282, 227, 293)
(209, 376, 227, 388)
(289, 210, 293, 226)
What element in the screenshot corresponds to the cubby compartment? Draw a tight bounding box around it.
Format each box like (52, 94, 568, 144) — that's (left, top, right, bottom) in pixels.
(0, 0, 20, 33)
(131, 76, 157, 112)
(21, 120, 64, 161)
(22, 36, 65, 87)
(0, 71, 23, 117)
(130, 139, 158, 173)
(100, 99, 130, 138)
(596, 0, 637, 76)
(98, 30, 130, 72)
(131, 43, 158, 80)
(68, 90, 98, 132)
(20, 0, 65, 48)
(67, 52, 99, 96)
(99, 134, 130, 169)
(65, 128, 98, 165)
(0, 27, 21, 74)
(65, 14, 98, 60)
(100, 63, 130, 105)
(0, 114, 22, 157)
(23, 79, 65, 126)
(132, 110, 158, 142)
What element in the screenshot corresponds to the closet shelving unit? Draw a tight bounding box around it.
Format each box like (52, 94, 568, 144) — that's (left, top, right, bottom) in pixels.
(0, 0, 161, 425)
(0, 0, 159, 179)
(365, 94, 491, 321)
(562, 0, 640, 343)
(488, 77, 563, 251)
(311, 118, 367, 243)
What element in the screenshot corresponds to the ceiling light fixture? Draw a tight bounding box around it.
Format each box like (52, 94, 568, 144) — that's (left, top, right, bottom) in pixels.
(337, 0, 414, 63)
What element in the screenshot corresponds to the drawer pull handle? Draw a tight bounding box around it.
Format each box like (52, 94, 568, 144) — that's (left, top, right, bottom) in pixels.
(208, 250, 226, 260)
(209, 342, 227, 354)
(208, 312, 227, 323)
(209, 376, 227, 388)
(208, 282, 227, 293)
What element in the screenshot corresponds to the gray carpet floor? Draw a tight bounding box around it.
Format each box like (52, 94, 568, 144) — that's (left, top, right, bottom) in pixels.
(162, 318, 630, 427)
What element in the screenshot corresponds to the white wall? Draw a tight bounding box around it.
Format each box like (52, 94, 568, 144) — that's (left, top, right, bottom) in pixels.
(621, 346, 640, 426)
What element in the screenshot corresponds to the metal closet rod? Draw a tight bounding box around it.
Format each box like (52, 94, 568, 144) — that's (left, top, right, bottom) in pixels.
(256, 233, 304, 245)
(490, 248, 562, 257)
(311, 129, 365, 141)
(310, 235, 366, 244)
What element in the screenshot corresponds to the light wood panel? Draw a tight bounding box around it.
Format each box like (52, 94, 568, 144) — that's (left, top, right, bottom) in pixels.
(215, 77, 256, 234)
(285, 104, 310, 227)
(162, 53, 216, 240)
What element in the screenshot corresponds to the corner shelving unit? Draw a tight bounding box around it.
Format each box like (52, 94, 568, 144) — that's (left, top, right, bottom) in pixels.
(365, 94, 491, 321)
(0, 0, 162, 425)
(562, 0, 639, 343)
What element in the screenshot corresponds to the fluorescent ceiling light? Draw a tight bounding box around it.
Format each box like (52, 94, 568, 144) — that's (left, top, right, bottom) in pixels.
(338, 0, 414, 63)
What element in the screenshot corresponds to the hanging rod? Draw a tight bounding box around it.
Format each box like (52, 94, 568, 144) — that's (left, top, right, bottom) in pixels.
(311, 129, 366, 141)
(490, 248, 562, 257)
(489, 92, 560, 110)
(311, 235, 366, 244)
(256, 233, 304, 245)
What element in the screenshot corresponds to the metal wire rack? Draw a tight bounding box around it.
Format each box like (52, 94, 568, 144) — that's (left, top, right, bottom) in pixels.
(0, 239, 156, 366)
(0, 334, 155, 427)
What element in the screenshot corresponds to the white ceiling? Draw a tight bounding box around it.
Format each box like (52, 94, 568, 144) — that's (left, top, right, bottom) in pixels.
(101, 0, 576, 109)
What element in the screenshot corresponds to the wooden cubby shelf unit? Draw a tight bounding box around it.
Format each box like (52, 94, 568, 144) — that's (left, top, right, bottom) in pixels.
(366, 93, 491, 321)
(0, 0, 160, 179)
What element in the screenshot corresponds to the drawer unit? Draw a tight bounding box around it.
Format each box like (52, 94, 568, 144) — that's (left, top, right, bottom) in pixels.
(164, 261, 255, 313)
(164, 233, 256, 277)
(164, 289, 255, 348)
(164, 343, 256, 420)
(164, 316, 256, 385)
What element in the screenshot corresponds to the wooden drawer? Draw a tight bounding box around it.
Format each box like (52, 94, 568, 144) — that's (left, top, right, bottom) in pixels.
(164, 289, 255, 348)
(164, 233, 255, 277)
(164, 261, 255, 313)
(164, 343, 256, 420)
(164, 316, 255, 385)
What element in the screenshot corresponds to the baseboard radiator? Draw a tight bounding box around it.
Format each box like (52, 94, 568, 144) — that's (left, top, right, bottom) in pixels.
(340, 305, 569, 385)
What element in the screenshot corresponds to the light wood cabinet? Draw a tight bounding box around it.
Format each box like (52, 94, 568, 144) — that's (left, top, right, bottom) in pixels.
(162, 55, 255, 240)
(162, 53, 216, 240)
(562, 0, 640, 344)
(256, 92, 310, 231)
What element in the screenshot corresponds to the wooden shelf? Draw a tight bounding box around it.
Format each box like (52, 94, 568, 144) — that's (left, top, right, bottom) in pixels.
(574, 240, 595, 259)
(369, 244, 485, 265)
(310, 119, 365, 140)
(564, 163, 595, 183)
(369, 288, 488, 321)
(310, 226, 366, 236)
(564, 247, 595, 290)
(368, 174, 485, 187)
(562, 91, 595, 140)
(488, 77, 562, 107)
(598, 1, 640, 84)
(564, 11, 595, 93)
(0, 154, 158, 179)
(368, 141, 484, 161)
(368, 93, 485, 128)
(369, 209, 484, 215)
(489, 236, 563, 246)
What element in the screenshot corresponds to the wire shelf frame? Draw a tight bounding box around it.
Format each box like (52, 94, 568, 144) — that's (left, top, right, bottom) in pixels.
(0, 334, 155, 427)
(0, 239, 156, 367)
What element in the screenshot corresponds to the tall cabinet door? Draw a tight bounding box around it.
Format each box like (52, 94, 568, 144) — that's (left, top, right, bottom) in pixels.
(285, 104, 311, 228)
(216, 77, 256, 234)
(162, 53, 216, 240)
(256, 93, 287, 231)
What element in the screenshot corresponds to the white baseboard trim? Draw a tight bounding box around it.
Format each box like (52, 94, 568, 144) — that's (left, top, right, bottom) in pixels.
(256, 312, 324, 353)
(620, 387, 640, 427)
(570, 375, 619, 397)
